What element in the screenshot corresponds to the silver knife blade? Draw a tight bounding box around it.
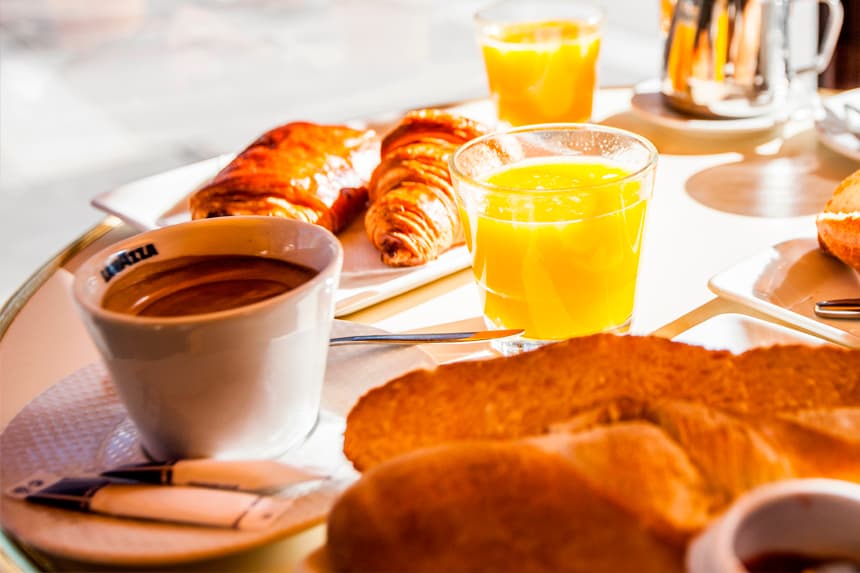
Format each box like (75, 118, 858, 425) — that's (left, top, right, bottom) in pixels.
(329, 328, 524, 346)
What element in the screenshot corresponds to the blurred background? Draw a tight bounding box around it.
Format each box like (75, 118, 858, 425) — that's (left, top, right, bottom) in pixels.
(0, 0, 662, 307)
(0, 0, 852, 307)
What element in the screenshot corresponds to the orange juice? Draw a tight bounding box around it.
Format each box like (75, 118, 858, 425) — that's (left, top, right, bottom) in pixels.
(460, 158, 648, 340)
(480, 20, 601, 125)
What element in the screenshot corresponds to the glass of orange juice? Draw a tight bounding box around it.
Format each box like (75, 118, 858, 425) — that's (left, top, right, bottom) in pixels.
(660, 0, 677, 37)
(474, 0, 604, 126)
(450, 124, 658, 355)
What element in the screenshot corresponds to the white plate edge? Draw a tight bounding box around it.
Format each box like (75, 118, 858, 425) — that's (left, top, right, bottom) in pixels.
(707, 245, 860, 349)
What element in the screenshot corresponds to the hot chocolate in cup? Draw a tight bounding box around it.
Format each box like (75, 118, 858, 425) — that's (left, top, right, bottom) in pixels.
(687, 479, 860, 573)
(73, 216, 343, 460)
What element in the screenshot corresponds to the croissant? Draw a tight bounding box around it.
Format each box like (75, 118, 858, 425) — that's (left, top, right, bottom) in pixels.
(189, 122, 378, 234)
(365, 109, 487, 267)
(332, 335, 860, 573)
(330, 397, 860, 573)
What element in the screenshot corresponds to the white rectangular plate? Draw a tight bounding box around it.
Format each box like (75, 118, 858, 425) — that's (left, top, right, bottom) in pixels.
(672, 313, 831, 353)
(708, 237, 860, 348)
(90, 102, 498, 316)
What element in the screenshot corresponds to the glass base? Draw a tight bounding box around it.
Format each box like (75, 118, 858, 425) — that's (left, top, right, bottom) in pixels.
(488, 317, 632, 356)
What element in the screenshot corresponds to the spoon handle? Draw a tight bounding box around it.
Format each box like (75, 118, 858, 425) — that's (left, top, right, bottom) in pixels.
(329, 329, 524, 346)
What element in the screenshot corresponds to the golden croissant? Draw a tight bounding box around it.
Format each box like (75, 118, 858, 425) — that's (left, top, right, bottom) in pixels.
(365, 109, 487, 266)
(189, 122, 378, 234)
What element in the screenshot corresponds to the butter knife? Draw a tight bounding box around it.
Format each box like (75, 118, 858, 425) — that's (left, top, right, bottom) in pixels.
(329, 328, 524, 346)
(814, 298, 860, 319)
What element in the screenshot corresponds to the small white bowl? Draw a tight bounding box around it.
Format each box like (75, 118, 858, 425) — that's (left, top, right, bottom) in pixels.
(687, 479, 860, 573)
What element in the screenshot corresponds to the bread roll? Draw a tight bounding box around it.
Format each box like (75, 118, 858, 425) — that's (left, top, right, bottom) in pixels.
(332, 336, 860, 573)
(344, 333, 860, 471)
(549, 398, 795, 505)
(817, 168, 860, 272)
(327, 436, 694, 573)
(329, 396, 860, 573)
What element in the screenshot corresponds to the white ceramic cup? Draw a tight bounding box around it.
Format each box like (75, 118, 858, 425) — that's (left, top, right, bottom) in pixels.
(73, 216, 343, 461)
(687, 478, 860, 573)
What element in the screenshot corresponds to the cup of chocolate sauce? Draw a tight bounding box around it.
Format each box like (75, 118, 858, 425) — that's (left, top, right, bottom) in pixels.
(73, 216, 343, 460)
(687, 479, 860, 573)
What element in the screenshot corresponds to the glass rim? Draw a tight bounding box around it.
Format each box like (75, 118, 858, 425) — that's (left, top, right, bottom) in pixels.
(449, 123, 660, 196)
(474, 0, 605, 28)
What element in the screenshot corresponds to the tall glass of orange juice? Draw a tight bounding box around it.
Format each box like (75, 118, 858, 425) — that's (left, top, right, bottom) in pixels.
(474, 1, 604, 126)
(450, 124, 658, 355)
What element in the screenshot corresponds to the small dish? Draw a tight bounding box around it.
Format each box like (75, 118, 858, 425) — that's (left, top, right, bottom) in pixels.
(708, 237, 860, 348)
(0, 320, 435, 566)
(816, 89, 860, 163)
(687, 479, 860, 573)
(630, 80, 788, 136)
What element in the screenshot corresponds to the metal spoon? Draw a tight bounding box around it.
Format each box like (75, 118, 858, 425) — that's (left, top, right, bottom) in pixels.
(814, 298, 860, 319)
(329, 328, 524, 346)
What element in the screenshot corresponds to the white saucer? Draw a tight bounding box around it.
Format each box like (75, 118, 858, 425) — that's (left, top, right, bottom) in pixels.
(630, 80, 787, 136)
(816, 89, 860, 163)
(0, 320, 435, 567)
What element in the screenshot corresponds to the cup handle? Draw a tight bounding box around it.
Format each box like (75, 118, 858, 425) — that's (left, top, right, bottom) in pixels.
(797, 0, 844, 74)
